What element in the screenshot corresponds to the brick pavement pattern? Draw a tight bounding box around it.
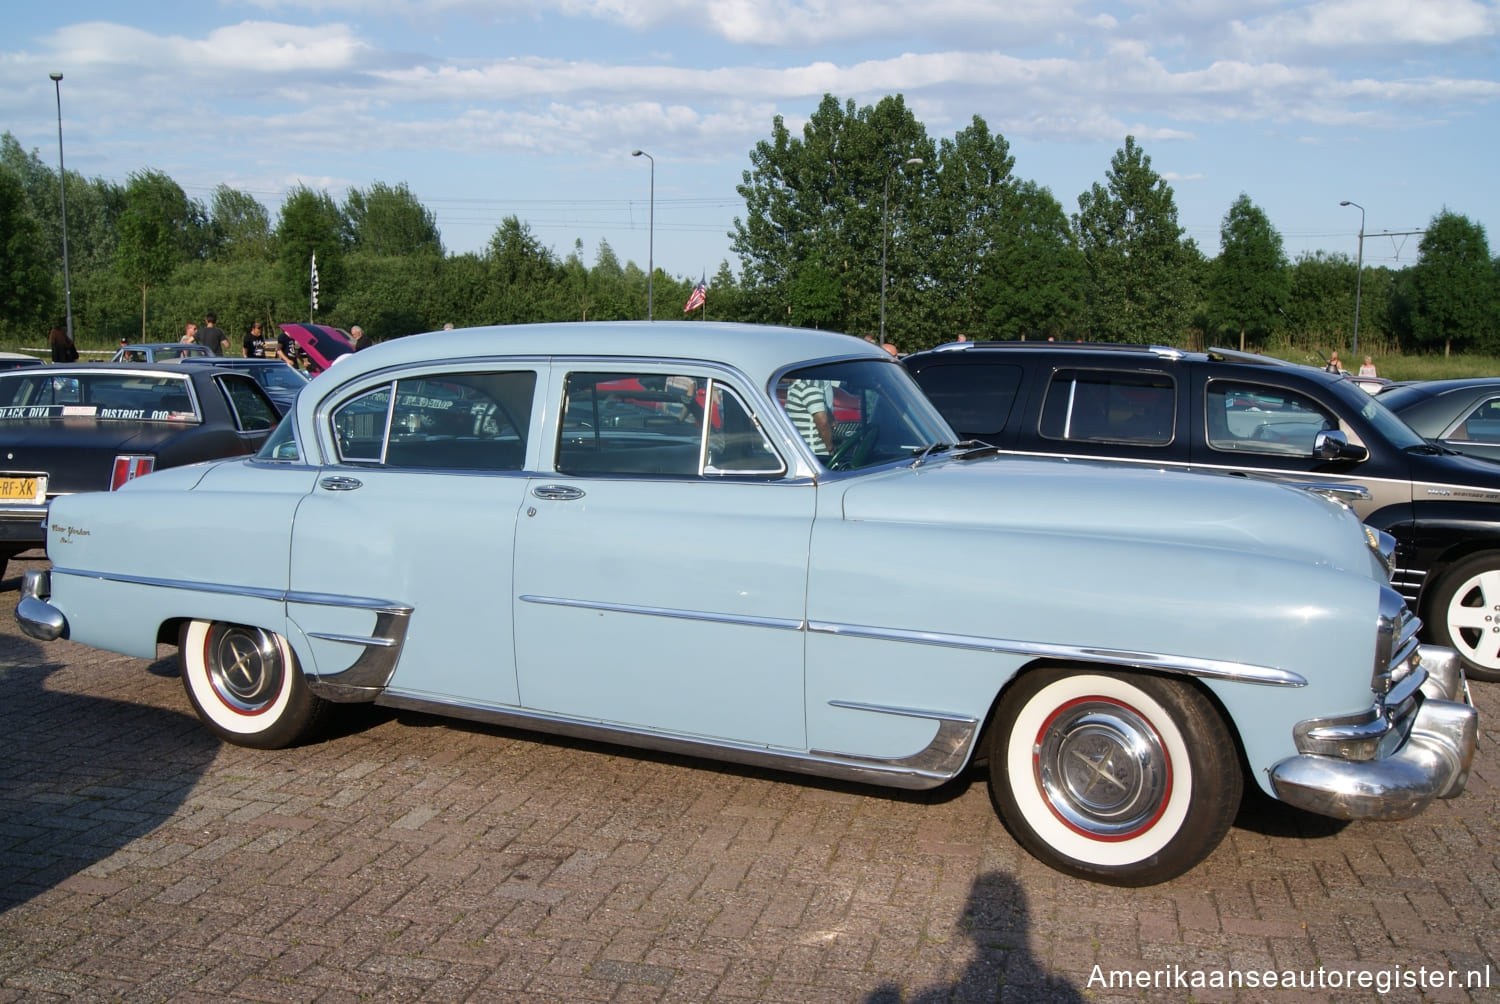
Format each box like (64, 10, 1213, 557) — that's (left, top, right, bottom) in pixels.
(0, 554, 1495, 1002)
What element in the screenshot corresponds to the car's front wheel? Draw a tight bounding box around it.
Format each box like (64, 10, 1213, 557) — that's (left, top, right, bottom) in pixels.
(1427, 553, 1500, 682)
(987, 668, 1242, 886)
(178, 620, 329, 748)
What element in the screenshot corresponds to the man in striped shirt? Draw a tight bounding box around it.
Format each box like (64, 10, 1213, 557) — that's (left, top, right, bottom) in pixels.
(785, 379, 835, 459)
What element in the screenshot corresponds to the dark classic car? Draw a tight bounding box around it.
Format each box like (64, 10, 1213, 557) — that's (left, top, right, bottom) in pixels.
(14, 323, 1476, 886)
(176, 356, 310, 414)
(0, 363, 281, 577)
(1379, 378, 1500, 464)
(904, 341, 1500, 681)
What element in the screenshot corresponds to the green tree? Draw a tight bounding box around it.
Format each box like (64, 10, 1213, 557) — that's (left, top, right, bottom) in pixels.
(208, 185, 273, 263)
(115, 169, 205, 336)
(0, 167, 54, 336)
(731, 94, 930, 336)
(275, 186, 346, 319)
(923, 116, 1015, 342)
(1409, 210, 1496, 355)
(481, 216, 559, 323)
(1073, 136, 1198, 342)
(1207, 194, 1289, 351)
(343, 181, 442, 257)
(978, 181, 1085, 340)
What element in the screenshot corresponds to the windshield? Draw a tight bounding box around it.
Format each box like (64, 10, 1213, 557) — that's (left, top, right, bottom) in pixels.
(1352, 387, 1427, 450)
(776, 359, 952, 471)
(254, 365, 310, 392)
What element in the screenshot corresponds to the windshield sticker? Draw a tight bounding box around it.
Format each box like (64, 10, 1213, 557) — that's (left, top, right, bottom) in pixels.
(0, 404, 195, 421)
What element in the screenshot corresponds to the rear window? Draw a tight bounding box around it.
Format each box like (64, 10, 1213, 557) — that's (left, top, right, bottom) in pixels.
(0, 372, 199, 422)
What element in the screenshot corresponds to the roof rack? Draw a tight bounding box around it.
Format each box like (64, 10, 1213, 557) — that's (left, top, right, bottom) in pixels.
(933, 340, 1186, 360)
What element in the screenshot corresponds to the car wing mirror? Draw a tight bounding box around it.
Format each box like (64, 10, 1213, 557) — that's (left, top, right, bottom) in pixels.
(1314, 429, 1367, 462)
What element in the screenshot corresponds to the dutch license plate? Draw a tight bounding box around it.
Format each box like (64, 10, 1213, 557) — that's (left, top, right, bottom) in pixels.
(0, 475, 42, 502)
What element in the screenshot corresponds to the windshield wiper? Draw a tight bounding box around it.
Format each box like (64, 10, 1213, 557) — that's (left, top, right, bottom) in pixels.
(956, 439, 1000, 459)
(911, 442, 954, 467)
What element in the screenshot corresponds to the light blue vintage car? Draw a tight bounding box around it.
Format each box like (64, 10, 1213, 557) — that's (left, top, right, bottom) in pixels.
(17, 323, 1477, 885)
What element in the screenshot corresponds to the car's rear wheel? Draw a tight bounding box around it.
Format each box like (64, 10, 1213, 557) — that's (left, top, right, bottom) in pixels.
(1427, 553, 1500, 682)
(178, 620, 329, 748)
(987, 667, 1241, 886)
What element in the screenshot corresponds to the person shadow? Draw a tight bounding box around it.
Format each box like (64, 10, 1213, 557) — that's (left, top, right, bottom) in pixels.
(865, 870, 1083, 1003)
(0, 630, 221, 914)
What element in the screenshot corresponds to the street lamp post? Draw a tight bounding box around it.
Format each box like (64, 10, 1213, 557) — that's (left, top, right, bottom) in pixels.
(49, 72, 73, 344)
(1339, 200, 1365, 362)
(880, 157, 923, 342)
(632, 149, 654, 321)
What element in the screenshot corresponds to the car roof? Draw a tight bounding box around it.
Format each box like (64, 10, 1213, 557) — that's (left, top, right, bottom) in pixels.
(312, 322, 890, 386)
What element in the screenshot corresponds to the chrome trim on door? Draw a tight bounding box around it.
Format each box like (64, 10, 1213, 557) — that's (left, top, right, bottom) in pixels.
(319, 475, 363, 491)
(518, 593, 804, 632)
(531, 484, 585, 501)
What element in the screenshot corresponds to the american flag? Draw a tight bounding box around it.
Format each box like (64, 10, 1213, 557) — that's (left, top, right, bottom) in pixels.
(683, 278, 706, 313)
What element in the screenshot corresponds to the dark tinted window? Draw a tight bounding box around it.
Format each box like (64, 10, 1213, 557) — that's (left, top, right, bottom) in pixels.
(909, 361, 1023, 439)
(218, 374, 278, 431)
(1039, 369, 1175, 445)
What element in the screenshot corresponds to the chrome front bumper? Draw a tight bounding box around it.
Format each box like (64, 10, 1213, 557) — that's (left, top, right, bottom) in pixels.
(1270, 645, 1477, 821)
(16, 568, 66, 641)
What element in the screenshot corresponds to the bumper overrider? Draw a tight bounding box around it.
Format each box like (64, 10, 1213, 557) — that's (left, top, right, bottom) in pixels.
(17, 568, 66, 640)
(1270, 645, 1477, 821)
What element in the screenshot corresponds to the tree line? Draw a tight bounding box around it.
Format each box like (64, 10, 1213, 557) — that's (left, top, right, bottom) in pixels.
(2, 93, 1496, 356)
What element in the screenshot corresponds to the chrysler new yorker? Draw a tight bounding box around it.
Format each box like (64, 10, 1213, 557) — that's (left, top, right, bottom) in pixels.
(16, 323, 1477, 885)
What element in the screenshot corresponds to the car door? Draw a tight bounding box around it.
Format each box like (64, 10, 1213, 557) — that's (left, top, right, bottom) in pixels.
(511, 366, 814, 749)
(1188, 369, 1414, 521)
(286, 367, 540, 707)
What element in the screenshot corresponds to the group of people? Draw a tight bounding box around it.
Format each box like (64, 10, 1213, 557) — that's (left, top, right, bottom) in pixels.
(176, 314, 371, 371)
(1325, 350, 1379, 377)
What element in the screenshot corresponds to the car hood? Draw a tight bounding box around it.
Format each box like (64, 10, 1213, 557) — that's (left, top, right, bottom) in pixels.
(837, 453, 1378, 574)
(1404, 447, 1500, 496)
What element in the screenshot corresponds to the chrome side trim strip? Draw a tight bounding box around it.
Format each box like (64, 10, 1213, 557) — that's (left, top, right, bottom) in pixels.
(807, 621, 1307, 688)
(47, 566, 414, 702)
(518, 594, 805, 632)
(374, 692, 976, 790)
(516, 594, 1302, 686)
(819, 701, 980, 777)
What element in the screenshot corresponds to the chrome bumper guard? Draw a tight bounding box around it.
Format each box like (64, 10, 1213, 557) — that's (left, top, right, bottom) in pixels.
(1270, 645, 1477, 821)
(15, 568, 67, 642)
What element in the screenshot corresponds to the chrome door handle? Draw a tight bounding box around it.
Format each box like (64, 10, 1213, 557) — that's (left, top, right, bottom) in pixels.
(320, 476, 363, 492)
(531, 484, 585, 501)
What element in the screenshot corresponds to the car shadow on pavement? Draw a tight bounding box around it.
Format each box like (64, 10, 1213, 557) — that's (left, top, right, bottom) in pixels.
(865, 870, 1084, 1003)
(0, 637, 220, 915)
(1233, 782, 1349, 839)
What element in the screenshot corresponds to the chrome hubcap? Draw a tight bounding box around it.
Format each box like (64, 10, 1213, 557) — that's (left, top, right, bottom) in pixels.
(205, 624, 284, 712)
(1035, 699, 1171, 838)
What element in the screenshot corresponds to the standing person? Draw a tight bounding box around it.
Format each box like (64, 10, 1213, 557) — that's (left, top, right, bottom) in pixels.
(181, 323, 198, 345)
(199, 313, 228, 356)
(243, 321, 265, 358)
(48, 325, 79, 363)
(349, 325, 370, 351)
(1325, 350, 1343, 373)
(274, 327, 299, 369)
(1359, 356, 1378, 377)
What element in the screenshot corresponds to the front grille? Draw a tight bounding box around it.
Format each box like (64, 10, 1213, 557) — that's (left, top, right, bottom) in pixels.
(1373, 585, 1422, 695)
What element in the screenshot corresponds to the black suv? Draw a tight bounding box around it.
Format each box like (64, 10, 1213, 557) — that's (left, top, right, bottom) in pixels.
(904, 341, 1500, 681)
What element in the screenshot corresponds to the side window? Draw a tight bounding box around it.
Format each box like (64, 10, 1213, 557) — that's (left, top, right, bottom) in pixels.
(1039, 369, 1174, 445)
(556, 372, 782, 477)
(1455, 397, 1500, 444)
(910, 361, 1023, 439)
(704, 385, 784, 474)
(218, 375, 278, 431)
(332, 372, 536, 470)
(1205, 382, 1340, 456)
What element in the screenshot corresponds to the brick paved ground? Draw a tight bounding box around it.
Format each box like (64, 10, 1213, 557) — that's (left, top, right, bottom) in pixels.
(0, 552, 1495, 1003)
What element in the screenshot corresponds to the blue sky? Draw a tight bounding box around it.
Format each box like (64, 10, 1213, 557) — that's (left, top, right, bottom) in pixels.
(3, 1, 1497, 284)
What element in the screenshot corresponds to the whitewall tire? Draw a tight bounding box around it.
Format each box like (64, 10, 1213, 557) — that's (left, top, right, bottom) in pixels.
(179, 620, 329, 749)
(988, 668, 1241, 886)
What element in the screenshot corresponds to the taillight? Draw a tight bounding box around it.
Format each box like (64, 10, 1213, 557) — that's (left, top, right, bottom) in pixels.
(110, 455, 155, 490)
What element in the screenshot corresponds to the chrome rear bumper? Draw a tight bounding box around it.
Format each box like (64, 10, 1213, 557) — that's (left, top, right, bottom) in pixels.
(1270, 646, 1476, 821)
(15, 568, 66, 641)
